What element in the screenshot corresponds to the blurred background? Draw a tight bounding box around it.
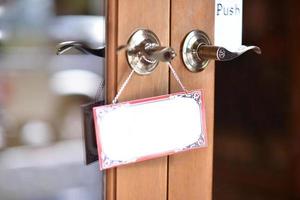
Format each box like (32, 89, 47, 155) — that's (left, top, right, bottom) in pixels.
(0, 0, 299, 200)
(214, 0, 299, 200)
(0, 0, 105, 200)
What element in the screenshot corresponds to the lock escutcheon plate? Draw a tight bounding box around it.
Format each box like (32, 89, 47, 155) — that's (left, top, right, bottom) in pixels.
(182, 30, 212, 72)
(126, 29, 161, 75)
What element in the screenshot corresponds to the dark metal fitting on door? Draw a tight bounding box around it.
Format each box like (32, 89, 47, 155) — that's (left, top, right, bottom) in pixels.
(56, 41, 105, 57)
(121, 29, 176, 75)
(182, 30, 262, 72)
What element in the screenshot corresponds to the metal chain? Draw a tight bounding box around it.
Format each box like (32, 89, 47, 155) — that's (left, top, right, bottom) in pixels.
(167, 62, 188, 93)
(112, 62, 187, 104)
(112, 69, 135, 104)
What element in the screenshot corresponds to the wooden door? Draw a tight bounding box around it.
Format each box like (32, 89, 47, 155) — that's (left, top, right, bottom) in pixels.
(105, 1, 215, 199)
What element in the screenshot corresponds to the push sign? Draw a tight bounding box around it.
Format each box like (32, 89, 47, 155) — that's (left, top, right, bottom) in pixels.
(215, 0, 243, 51)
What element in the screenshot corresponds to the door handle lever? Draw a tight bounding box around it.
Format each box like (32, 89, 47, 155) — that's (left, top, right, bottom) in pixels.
(56, 41, 105, 57)
(144, 46, 176, 63)
(198, 45, 261, 62)
(182, 30, 261, 72)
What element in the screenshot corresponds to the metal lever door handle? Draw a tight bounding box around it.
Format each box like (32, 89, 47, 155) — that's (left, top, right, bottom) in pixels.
(198, 45, 261, 61)
(145, 46, 176, 63)
(121, 29, 176, 75)
(56, 41, 105, 57)
(182, 30, 261, 72)
(123, 43, 176, 63)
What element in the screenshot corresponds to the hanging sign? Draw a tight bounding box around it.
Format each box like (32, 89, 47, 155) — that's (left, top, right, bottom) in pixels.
(215, 0, 243, 51)
(93, 90, 207, 170)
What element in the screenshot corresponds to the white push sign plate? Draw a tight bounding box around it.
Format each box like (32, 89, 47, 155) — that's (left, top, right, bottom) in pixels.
(215, 0, 243, 51)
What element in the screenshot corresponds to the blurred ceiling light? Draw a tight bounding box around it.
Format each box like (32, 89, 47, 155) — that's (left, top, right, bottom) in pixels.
(0, 126, 6, 149)
(0, 31, 5, 40)
(49, 16, 105, 45)
(0, 6, 4, 16)
(49, 69, 103, 98)
(20, 120, 54, 146)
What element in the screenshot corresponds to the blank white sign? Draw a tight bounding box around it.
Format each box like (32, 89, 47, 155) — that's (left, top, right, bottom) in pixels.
(93, 91, 207, 170)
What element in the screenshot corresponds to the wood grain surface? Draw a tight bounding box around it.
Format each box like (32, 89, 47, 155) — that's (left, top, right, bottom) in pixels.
(168, 1, 215, 200)
(106, 0, 215, 199)
(106, 0, 170, 199)
(105, 0, 118, 199)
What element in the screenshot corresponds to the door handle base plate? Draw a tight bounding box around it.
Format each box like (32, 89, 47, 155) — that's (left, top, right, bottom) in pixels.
(182, 30, 212, 72)
(126, 29, 160, 75)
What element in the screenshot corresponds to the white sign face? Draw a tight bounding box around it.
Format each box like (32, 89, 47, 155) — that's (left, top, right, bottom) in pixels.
(215, 0, 243, 51)
(93, 91, 207, 170)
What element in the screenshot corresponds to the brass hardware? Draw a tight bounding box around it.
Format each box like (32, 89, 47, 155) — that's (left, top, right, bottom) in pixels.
(124, 29, 176, 75)
(56, 41, 105, 57)
(182, 30, 261, 72)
